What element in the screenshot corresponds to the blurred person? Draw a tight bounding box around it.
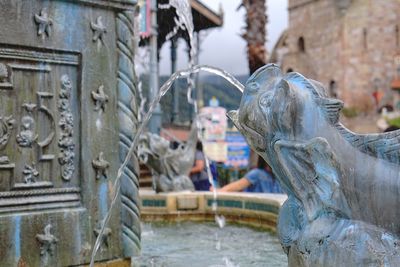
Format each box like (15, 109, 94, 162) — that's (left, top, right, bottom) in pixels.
(210, 157, 282, 193)
(190, 141, 211, 190)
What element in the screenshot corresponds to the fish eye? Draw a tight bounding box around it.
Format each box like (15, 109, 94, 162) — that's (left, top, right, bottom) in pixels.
(247, 82, 259, 92)
(259, 92, 273, 107)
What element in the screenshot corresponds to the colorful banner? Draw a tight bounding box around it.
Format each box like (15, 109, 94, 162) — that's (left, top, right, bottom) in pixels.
(203, 142, 227, 162)
(225, 131, 250, 168)
(199, 106, 227, 141)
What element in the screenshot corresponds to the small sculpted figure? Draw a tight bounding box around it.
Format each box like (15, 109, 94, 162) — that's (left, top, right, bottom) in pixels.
(228, 64, 400, 266)
(138, 121, 196, 192)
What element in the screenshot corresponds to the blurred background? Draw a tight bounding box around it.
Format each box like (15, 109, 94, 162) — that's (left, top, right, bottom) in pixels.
(137, 0, 400, 187)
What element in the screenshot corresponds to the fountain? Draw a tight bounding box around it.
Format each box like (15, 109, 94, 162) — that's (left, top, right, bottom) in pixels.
(228, 64, 400, 266)
(5, 0, 398, 266)
(89, 63, 244, 266)
(137, 119, 198, 192)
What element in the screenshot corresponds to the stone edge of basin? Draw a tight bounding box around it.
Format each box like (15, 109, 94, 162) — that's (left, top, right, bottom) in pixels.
(139, 189, 287, 232)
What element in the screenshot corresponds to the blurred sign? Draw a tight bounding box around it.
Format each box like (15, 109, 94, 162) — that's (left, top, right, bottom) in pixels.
(139, 0, 151, 37)
(199, 105, 227, 141)
(225, 131, 250, 168)
(203, 142, 227, 162)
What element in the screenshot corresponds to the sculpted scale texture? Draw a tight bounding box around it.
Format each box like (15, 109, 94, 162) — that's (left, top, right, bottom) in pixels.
(228, 64, 400, 266)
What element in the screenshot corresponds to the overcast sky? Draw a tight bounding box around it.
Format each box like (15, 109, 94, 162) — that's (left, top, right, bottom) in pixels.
(159, 0, 288, 76)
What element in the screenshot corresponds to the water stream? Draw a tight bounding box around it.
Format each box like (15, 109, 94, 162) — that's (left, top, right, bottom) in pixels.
(90, 2, 245, 265)
(158, 0, 197, 108)
(89, 65, 244, 266)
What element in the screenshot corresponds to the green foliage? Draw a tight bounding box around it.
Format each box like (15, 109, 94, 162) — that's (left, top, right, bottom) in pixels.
(216, 164, 248, 187)
(341, 107, 359, 118)
(387, 117, 400, 128)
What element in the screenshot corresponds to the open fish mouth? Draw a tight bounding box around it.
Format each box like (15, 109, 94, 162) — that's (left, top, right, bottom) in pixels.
(227, 109, 266, 151)
(227, 110, 240, 130)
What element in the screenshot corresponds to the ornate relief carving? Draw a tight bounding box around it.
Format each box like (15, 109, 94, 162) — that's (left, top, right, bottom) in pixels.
(37, 92, 55, 148)
(92, 152, 110, 179)
(90, 16, 107, 43)
(36, 224, 58, 260)
(58, 75, 75, 181)
(0, 114, 15, 167)
(37, 92, 56, 161)
(22, 163, 39, 184)
(16, 103, 38, 147)
(0, 63, 12, 89)
(91, 85, 109, 111)
(0, 115, 15, 148)
(0, 45, 81, 212)
(15, 93, 55, 159)
(34, 9, 53, 38)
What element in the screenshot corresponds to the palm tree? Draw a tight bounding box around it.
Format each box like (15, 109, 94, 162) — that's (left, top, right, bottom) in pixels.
(239, 0, 268, 167)
(239, 0, 268, 74)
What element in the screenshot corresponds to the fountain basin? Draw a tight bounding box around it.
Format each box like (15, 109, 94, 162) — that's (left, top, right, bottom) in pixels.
(139, 190, 287, 266)
(140, 190, 287, 232)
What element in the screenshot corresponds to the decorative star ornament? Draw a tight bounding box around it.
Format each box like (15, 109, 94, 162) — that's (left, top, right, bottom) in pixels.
(94, 220, 112, 248)
(91, 85, 109, 111)
(34, 9, 53, 38)
(36, 224, 58, 258)
(90, 16, 107, 43)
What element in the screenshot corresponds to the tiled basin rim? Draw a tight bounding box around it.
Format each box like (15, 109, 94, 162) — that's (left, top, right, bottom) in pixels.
(140, 190, 287, 232)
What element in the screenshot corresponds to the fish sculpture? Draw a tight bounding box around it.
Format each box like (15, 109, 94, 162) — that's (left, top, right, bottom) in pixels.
(228, 64, 400, 266)
(138, 120, 197, 192)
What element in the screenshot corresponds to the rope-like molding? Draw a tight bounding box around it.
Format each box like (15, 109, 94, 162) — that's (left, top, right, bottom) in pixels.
(0, 187, 80, 198)
(116, 10, 141, 257)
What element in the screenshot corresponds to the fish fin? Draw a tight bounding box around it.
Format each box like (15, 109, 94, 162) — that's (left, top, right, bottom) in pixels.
(274, 137, 350, 221)
(309, 79, 328, 97)
(317, 97, 344, 124)
(337, 123, 400, 165)
(278, 196, 307, 252)
(246, 64, 282, 86)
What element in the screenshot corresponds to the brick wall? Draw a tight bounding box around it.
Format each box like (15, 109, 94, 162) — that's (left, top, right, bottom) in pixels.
(274, 0, 400, 111)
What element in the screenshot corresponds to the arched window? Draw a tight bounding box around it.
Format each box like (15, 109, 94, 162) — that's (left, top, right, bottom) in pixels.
(287, 68, 293, 73)
(329, 80, 337, 98)
(298, 37, 305, 52)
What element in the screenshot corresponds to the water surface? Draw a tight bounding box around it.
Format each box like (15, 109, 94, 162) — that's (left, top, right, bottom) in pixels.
(136, 221, 287, 267)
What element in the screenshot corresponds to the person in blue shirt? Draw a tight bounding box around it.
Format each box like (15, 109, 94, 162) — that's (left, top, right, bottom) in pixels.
(211, 157, 283, 193)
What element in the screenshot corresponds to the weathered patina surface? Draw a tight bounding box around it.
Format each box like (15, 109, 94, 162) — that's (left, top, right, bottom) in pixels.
(229, 64, 400, 266)
(138, 121, 197, 192)
(0, 0, 140, 265)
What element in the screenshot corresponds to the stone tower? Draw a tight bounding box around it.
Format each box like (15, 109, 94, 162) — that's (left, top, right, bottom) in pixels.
(270, 0, 400, 112)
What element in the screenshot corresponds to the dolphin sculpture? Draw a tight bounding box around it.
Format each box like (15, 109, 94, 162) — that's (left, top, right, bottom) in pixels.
(228, 64, 400, 266)
(138, 120, 197, 192)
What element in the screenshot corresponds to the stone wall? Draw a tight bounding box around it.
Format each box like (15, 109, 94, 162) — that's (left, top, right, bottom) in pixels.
(140, 189, 287, 232)
(272, 0, 400, 111)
